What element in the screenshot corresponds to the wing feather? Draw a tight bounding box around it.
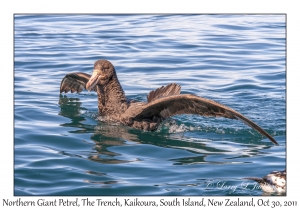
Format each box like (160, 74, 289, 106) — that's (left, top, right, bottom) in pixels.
(60, 72, 96, 93)
(147, 83, 181, 102)
(136, 94, 278, 145)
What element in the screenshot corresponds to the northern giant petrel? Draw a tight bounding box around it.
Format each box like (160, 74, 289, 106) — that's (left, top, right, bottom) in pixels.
(60, 59, 279, 145)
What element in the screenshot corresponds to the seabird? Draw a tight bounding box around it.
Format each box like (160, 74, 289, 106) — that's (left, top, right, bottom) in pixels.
(60, 59, 279, 145)
(245, 170, 286, 193)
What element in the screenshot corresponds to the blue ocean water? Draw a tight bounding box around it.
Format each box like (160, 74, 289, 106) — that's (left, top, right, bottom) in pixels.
(14, 14, 286, 196)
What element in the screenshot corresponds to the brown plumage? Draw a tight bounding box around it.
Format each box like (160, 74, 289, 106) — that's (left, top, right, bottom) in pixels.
(60, 59, 279, 145)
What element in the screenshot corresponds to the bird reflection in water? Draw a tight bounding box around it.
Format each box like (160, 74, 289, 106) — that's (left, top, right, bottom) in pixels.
(59, 95, 139, 165)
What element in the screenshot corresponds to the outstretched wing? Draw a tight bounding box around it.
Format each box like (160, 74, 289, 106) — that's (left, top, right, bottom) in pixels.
(135, 94, 278, 145)
(60, 72, 96, 93)
(147, 83, 181, 102)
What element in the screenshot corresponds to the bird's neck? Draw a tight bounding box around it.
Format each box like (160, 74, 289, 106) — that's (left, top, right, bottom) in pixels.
(97, 75, 128, 119)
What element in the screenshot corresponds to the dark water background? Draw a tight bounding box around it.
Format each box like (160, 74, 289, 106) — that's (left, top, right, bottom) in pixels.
(14, 14, 286, 196)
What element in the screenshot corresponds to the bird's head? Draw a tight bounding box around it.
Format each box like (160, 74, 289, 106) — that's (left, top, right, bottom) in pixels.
(86, 59, 115, 91)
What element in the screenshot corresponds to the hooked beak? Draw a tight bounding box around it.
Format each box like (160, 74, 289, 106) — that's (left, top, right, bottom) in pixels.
(86, 70, 101, 91)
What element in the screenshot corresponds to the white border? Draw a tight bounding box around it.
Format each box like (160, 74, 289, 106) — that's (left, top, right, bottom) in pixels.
(2, 0, 299, 209)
